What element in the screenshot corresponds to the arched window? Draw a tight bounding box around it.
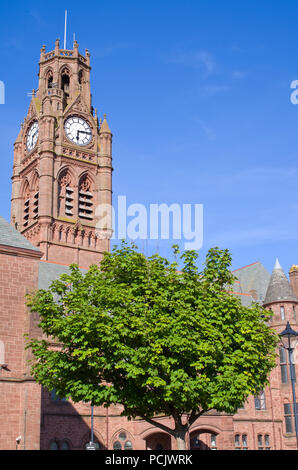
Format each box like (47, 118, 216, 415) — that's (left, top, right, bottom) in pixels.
(23, 181, 30, 227)
(47, 70, 53, 89)
(49, 440, 59, 450)
(61, 440, 70, 450)
(113, 441, 122, 450)
(78, 69, 83, 85)
(257, 434, 270, 450)
(61, 69, 70, 94)
(78, 175, 93, 220)
(190, 431, 217, 450)
(58, 170, 74, 218)
(112, 432, 133, 451)
(234, 434, 248, 450)
(31, 172, 39, 221)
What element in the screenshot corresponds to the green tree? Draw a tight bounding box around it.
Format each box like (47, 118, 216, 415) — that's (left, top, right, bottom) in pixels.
(26, 244, 278, 450)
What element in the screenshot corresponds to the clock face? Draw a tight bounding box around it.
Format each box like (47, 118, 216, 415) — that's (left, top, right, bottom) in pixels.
(26, 121, 39, 151)
(64, 116, 92, 146)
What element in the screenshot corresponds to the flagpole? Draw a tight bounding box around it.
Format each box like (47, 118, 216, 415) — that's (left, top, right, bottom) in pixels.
(64, 10, 67, 50)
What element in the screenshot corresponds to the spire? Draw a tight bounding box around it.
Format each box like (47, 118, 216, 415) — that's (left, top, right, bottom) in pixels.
(263, 258, 297, 305)
(274, 258, 282, 270)
(99, 114, 112, 134)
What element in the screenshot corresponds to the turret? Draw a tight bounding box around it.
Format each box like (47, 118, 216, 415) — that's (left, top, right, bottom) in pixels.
(263, 259, 298, 329)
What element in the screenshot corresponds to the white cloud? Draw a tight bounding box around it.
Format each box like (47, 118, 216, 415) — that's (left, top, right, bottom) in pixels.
(167, 50, 216, 76)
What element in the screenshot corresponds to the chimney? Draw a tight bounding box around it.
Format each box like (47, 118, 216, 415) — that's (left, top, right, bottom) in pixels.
(289, 265, 298, 300)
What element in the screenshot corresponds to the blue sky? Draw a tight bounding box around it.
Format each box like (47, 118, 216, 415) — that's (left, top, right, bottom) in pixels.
(0, 0, 298, 274)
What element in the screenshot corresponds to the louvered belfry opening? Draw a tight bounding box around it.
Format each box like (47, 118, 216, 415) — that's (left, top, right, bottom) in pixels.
(78, 176, 93, 220)
(58, 170, 74, 218)
(33, 182, 39, 220)
(23, 183, 30, 228)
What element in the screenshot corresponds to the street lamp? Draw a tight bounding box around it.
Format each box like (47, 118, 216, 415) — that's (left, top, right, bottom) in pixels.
(280, 321, 298, 448)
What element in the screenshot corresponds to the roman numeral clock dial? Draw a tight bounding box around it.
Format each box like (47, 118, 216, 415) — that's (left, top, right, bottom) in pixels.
(64, 116, 92, 146)
(26, 121, 39, 151)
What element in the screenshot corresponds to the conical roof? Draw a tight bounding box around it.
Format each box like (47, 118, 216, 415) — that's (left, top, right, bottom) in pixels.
(99, 114, 112, 134)
(263, 258, 297, 305)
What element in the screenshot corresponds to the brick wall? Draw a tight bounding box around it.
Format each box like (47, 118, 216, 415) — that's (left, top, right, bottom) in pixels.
(0, 247, 42, 450)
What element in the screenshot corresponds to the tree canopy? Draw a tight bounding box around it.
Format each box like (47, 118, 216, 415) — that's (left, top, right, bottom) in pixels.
(26, 243, 279, 449)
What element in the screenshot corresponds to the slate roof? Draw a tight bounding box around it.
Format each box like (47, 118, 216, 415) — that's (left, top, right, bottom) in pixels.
(263, 258, 297, 305)
(232, 261, 271, 306)
(0, 216, 40, 252)
(38, 261, 87, 290)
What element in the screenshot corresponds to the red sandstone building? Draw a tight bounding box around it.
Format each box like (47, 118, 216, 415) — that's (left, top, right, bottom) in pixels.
(0, 40, 298, 451)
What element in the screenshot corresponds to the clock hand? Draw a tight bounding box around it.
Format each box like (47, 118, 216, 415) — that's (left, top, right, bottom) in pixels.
(31, 131, 38, 147)
(78, 130, 91, 135)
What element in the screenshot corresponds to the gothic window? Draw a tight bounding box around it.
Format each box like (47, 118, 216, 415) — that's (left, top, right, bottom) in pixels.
(78, 175, 93, 220)
(32, 175, 39, 220)
(61, 69, 70, 94)
(47, 71, 53, 89)
(112, 432, 133, 450)
(60, 440, 70, 450)
(78, 69, 83, 85)
(23, 182, 30, 227)
(113, 441, 122, 450)
(49, 441, 59, 450)
(58, 171, 74, 218)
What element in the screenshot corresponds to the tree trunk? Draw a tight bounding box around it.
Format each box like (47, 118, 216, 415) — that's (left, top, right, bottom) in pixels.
(175, 429, 187, 450)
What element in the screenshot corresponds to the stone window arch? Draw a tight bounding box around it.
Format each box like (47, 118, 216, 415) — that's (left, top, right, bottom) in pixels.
(112, 430, 134, 451)
(31, 171, 39, 221)
(46, 69, 53, 89)
(22, 180, 30, 227)
(58, 169, 74, 218)
(60, 440, 71, 450)
(49, 440, 59, 450)
(78, 174, 93, 220)
(60, 68, 70, 94)
(78, 69, 84, 85)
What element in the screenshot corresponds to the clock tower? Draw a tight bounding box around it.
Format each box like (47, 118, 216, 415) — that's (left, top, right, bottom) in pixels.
(11, 39, 113, 267)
